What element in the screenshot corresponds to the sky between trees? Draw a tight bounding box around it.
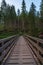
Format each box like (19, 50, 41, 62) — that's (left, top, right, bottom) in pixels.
(0, 0, 43, 37)
(0, 0, 41, 13)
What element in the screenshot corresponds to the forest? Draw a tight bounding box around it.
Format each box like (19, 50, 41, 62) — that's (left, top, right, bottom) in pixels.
(0, 0, 43, 38)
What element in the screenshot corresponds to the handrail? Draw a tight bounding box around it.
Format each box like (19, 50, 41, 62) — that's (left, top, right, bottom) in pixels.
(27, 35, 43, 44)
(25, 35, 43, 65)
(0, 35, 18, 65)
(0, 35, 16, 42)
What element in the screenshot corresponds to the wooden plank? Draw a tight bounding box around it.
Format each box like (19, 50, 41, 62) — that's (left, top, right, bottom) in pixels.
(4, 36, 37, 65)
(26, 37, 43, 64)
(26, 35, 43, 44)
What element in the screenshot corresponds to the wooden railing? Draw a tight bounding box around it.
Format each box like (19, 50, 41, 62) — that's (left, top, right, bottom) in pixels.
(0, 35, 18, 65)
(25, 35, 43, 65)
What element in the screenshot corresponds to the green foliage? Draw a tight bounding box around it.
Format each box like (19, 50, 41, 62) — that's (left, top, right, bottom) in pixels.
(21, 0, 27, 32)
(40, 0, 43, 32)
(1, 0, 6, 7)
(28, 2, 36, 36)
(0, 32, 15, 39)
(17, 9, 20, 16)
(22, 0, 26, 14)
(0, 0, 43, 38)
(1, 0, 17, 32)
(0, 24, 4, 31)
(0, 10, 2, 22)
(36, 11, 40, 32)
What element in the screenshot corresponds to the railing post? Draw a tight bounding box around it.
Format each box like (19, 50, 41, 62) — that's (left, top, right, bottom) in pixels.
(25, 35, 43, 65)
(0, 35, 18, 65)
(37, 40, 39, 57)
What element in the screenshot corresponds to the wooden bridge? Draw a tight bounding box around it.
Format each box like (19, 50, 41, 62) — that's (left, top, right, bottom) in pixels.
(0, 35, 43, 65)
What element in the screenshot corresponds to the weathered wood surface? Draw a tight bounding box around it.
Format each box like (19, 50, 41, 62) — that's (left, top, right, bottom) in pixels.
(26, 35, 43, 44)
(4, 36, 37, 65)
(25, 35, 43, 65)
(0, 35, 18, 65)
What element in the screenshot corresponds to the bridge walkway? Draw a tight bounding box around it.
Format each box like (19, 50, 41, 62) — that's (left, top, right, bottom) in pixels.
(4, 36, 37, 65)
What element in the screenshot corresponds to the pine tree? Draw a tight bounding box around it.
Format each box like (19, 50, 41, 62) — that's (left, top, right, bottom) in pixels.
(5, 5, 16, 32)
(17, 9, 20, 32)
(21, 0, 26, 32)
(10, 5, 16, 31)
(36, 11, 40, 32)
(0, 8, 2, 23)
(5, 5, 11, 31)
(22, 0, 26, 14)
(1, 0, 7, 31)
(28, 2, 36, 36)
(40, 0, 43, 32)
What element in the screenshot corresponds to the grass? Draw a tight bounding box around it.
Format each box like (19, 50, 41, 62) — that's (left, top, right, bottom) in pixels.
(0, 24, 25, 39)
(0, 24, 4, 31)
(0, 24, 17, 39)
(0, 32, 16, 39)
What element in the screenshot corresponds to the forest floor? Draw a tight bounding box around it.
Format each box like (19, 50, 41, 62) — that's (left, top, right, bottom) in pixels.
(0, 32, 16, 39)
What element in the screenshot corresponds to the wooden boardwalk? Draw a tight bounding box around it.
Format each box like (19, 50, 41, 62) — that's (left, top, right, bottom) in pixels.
(4, 36, 37, 65)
